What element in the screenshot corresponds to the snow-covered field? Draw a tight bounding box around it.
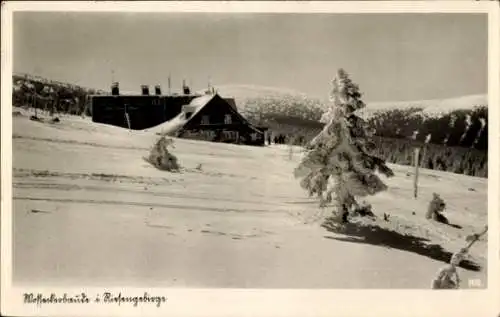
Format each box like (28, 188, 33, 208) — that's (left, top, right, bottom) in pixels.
(11, 108, 488, 288)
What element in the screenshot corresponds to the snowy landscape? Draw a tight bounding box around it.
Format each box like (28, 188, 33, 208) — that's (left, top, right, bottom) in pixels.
(12, 105, 487, 289)
(7, 9, 491, 295)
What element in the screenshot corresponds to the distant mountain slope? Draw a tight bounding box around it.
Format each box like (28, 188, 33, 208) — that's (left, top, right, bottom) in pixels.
(206, 84, 327, 123)
(204, 84, 316, 102)
(364, 95, 488, 150)
(212, 84, 487, 120)
(364, 94, 487, 118)
(209, 84, 487, 150)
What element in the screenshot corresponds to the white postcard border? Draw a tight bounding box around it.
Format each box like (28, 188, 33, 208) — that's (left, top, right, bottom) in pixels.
(1, 2, 499, 317)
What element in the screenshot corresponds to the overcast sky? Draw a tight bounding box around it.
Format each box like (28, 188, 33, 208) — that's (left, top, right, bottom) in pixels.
(13, 12, 487, 102)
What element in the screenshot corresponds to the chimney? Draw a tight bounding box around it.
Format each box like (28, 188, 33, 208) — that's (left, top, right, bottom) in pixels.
(111, 82, 120, 95)
(154, 85, 162, 95)
(182, 79, 191, 95)
(141, 85, 150, 96)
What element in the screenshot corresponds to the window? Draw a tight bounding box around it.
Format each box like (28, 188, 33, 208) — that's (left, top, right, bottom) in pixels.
(223, 131, 239, 140)
(185, 112, 193, 119)
(224, 114, 232, 124)
(204, 130, 215, 139)
(201, 115, 210, 125)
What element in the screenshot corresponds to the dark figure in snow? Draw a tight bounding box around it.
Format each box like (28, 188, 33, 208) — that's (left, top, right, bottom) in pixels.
(280, 135, 286, 144)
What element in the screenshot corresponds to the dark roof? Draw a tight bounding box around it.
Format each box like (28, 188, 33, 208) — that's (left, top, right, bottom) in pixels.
(182, 93, 265, 134)
(89, 93, 203, 98)
(224, 98, 237, 110)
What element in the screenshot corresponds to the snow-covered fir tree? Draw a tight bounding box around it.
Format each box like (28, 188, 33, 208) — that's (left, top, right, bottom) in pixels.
(294, 69, 394, 222)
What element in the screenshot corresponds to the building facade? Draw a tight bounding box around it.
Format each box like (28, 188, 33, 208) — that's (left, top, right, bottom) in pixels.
(174, 94, 266, 146)
(90, 82, 239, 130)
(90, 83, 266, 145)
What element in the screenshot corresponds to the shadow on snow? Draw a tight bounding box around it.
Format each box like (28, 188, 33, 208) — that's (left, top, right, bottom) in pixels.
(322, 221, 481, 272)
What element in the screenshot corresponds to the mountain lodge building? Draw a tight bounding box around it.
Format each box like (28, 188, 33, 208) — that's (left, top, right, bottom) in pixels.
(90, 82, 267, 146)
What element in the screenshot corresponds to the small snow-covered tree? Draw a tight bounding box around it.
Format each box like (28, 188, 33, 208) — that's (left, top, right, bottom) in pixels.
(294, 69, 394, 222)
(146, 136, 180, 172)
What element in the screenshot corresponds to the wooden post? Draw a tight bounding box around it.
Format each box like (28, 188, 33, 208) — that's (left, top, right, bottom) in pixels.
(125, 112, 131, 130)
(288, 136, 294, 160)
(420, 145, 427, 168)
(414, 147, 420, 199)
(32, 91, 37, 116)
(124, 102, 131, 130)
